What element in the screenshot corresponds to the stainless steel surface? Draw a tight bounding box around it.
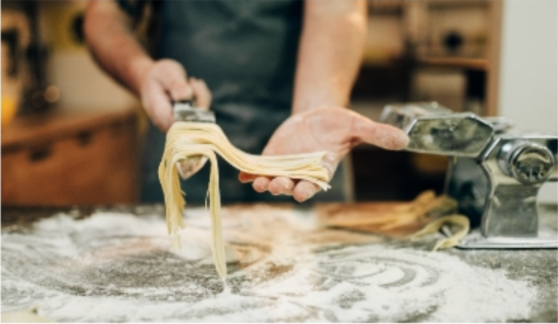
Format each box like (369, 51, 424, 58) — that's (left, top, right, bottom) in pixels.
(378, 102, 453, 131)
(496, 140, 555, 185)
(457, 228, 558, 249)
(380, 102, 494, 157)
(483, 116, 514, 134)
(381, 102, 558, 248)
(173, 100, 216, 123)
(173, 100, 215, 179)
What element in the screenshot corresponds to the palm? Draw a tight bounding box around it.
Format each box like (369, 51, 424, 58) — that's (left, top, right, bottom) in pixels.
(263, 107, 356, 162)
(239, 107, 408, 202)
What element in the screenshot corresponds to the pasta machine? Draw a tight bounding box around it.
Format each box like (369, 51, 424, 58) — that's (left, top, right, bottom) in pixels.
(380, 102, 557, 249)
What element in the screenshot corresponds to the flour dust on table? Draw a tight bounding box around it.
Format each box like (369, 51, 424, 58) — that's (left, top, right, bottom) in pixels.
(2, 205, 536, 322)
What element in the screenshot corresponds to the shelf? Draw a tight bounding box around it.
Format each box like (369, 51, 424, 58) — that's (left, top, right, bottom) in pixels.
(367, 0, 404, 15)
(416, 57, 489, 71)
(427, 0, 489, 10)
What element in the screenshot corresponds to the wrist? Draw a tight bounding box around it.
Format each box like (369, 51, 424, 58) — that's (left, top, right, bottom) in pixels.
(291, 88, 348, 115)
(291, 98, 347, 115)
(127, 56, 155, 95)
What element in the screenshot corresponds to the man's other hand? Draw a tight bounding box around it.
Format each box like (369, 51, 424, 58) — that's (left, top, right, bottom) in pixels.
(238, 107, 409, 202)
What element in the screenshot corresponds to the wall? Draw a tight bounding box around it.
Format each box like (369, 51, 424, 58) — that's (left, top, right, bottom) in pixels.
(498, 0, 557, 202)
(41, 1, 137, 113)
(48, 51, 137, 113)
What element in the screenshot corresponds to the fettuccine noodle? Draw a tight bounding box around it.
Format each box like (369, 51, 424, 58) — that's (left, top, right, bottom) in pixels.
(159, 122, 330, 280)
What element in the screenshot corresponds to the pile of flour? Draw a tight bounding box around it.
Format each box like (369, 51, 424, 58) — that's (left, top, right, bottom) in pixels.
(1, 207, 536, 322)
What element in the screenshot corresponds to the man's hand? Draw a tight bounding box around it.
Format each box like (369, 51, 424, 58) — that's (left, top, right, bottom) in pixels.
(238, 107, 409, 202)
(139, 59, 212, 132)
(84, 2, 211, 132)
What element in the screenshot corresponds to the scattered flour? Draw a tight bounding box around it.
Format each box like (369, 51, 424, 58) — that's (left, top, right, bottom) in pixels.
(2, 206, 536, 322)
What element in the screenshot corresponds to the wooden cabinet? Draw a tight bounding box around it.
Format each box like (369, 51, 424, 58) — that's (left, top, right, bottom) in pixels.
(2, 108, 140, 206)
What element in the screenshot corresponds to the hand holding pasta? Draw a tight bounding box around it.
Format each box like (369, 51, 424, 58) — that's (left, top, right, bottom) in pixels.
(159, 109, 409, 279)
(139, 59, 212, 132)
(240, 107, 410, 202)
(159, 122, 331, 279)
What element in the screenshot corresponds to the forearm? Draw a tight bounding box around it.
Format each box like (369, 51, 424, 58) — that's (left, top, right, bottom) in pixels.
(84, 0, 154, 96)
(292, 0, 367, 114)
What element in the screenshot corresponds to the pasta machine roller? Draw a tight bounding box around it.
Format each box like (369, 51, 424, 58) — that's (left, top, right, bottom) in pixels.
(173, 99, 216, 179)
(380, 102, 557, 249)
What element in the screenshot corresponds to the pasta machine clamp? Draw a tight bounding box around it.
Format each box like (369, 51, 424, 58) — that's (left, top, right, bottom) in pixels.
(380, 102, 557, 249)
(173, 99, 216, 179)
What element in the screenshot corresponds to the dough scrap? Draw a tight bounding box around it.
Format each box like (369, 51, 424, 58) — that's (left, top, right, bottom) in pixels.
(1, 305, 51, 323)
(320, 190, 458, 231)
(409, 215, 470, 251)
(159, 122, 330, 279)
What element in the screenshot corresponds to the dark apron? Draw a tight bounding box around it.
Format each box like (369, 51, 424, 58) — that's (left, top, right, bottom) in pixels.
(140, 0, 349, 204)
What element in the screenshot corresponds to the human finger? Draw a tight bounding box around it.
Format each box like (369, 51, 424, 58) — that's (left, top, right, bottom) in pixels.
(168, 78, 194, 102)
(252, 176, 271, 193)
(189, 77, 212, 109)
(268, 177, 294, 196)
(142, 82, 174, 131)
(353, 115, 409, 150)
(238, 172, 257, 183)
(154, 62, 194, 102)
(293, 180, 320, 202)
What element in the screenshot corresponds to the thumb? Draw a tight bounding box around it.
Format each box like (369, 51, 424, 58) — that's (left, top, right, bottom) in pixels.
(165, 75, 194, 102)
(154, 62, 194, 102)
(189, 77, 212, 109)
(352, 115, 409, 150)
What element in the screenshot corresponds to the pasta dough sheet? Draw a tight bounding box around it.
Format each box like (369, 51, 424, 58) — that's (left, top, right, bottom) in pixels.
(317, 191, 469, 249)
(159, 122, 331, 280)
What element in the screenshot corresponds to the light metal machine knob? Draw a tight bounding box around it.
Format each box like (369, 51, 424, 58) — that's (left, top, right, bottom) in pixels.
(497, 142, 555, 185)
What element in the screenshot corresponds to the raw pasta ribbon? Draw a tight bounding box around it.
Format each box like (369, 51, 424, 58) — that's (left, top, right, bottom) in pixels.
(159, 122, 331, 279)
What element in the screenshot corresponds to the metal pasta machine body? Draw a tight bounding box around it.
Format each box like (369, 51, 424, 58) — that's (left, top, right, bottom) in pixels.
(380, 102, 557, 248)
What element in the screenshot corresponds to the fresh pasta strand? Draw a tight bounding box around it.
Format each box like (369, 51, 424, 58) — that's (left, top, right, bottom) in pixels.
(408, 215, 470, 251)
(159, 122, 331, 280)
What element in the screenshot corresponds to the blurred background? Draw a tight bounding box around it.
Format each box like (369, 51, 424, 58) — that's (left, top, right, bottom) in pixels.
(2, 0, 556, 206)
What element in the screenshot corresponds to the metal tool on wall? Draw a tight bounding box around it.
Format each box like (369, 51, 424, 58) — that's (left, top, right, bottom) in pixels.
(173, 99, 216, 179)
(380, 102, 557, 249)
